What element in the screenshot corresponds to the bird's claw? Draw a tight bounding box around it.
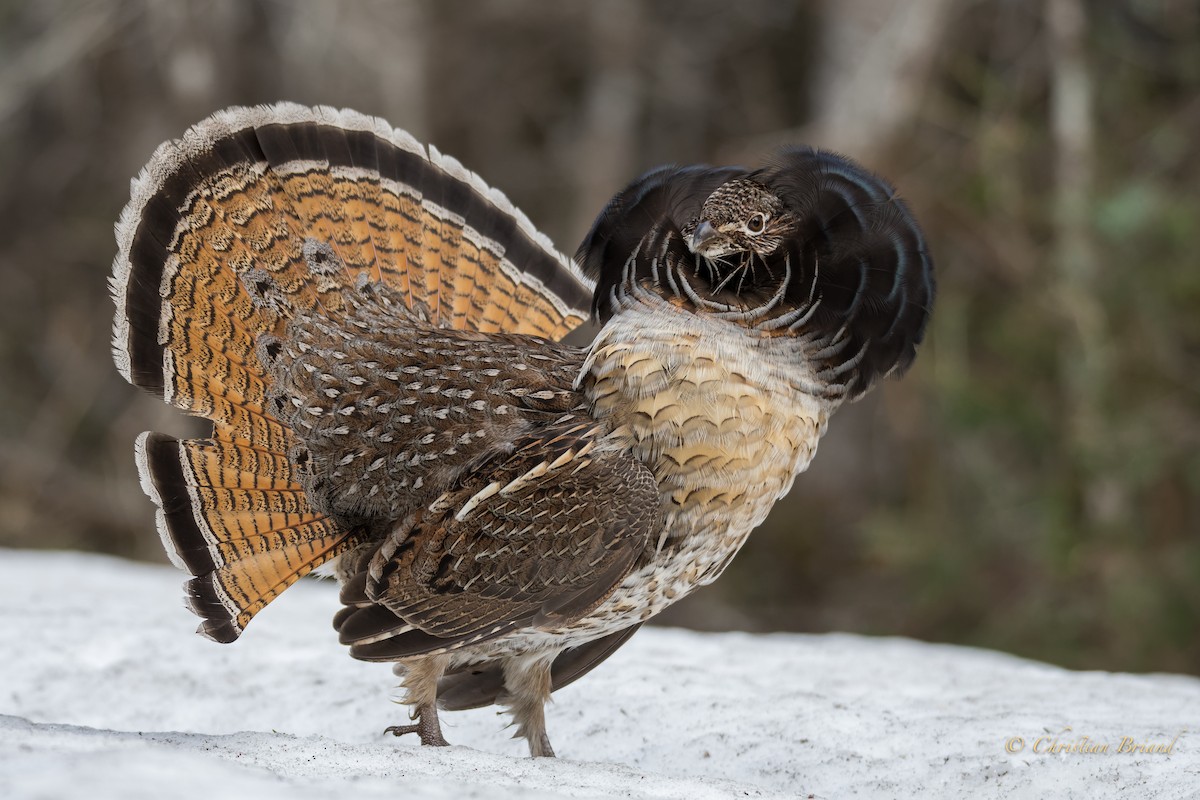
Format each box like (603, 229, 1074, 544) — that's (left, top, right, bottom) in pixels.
(384, 704, 450, 747)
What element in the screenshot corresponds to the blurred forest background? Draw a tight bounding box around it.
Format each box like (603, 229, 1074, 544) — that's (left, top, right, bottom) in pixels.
(1, 0, 1197, 675)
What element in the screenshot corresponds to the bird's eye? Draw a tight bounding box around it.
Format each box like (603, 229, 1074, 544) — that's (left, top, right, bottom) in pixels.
(746, 213, 767, 234)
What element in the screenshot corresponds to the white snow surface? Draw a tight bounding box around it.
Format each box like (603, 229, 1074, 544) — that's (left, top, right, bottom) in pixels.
(1, 550, 1196, 799)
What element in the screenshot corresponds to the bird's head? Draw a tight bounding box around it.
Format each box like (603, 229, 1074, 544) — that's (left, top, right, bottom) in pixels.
(577, 148, 935, 400)
(682, 179, 794, 261)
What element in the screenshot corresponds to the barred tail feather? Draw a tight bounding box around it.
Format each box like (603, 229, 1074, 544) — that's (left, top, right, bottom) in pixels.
(113, 104, 595, 639)
(136, 432, 354, 642)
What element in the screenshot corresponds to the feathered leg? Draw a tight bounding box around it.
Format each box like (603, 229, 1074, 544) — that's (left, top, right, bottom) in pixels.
(387, 654, 451, 746)
(502, 652, 559, 757)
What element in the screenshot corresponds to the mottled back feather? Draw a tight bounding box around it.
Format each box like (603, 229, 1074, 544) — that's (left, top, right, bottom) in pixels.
(332, 421, 660, 661)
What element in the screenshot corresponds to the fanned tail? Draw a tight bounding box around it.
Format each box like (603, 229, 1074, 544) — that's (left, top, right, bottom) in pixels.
(111, 103, 594, 640)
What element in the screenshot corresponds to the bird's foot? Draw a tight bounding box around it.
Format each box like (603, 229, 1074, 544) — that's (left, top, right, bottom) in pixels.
(384, 702, 449, 747)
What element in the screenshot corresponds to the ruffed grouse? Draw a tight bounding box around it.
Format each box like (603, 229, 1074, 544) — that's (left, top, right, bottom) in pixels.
(111, 104, 933, 757)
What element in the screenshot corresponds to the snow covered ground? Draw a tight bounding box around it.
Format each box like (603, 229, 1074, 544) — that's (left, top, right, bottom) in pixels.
(0, 550, 1196, 799)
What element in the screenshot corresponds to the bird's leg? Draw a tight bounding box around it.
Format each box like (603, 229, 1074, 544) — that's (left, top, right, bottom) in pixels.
(386, 654, 451, 747)
(502, 652, 558, 758)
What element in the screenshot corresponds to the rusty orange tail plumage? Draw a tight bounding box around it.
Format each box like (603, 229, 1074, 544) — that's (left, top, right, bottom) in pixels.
(111, 104, 593, 643)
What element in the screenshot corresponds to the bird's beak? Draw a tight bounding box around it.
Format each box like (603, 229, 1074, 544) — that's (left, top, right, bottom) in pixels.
(689, 220, 718, 254)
